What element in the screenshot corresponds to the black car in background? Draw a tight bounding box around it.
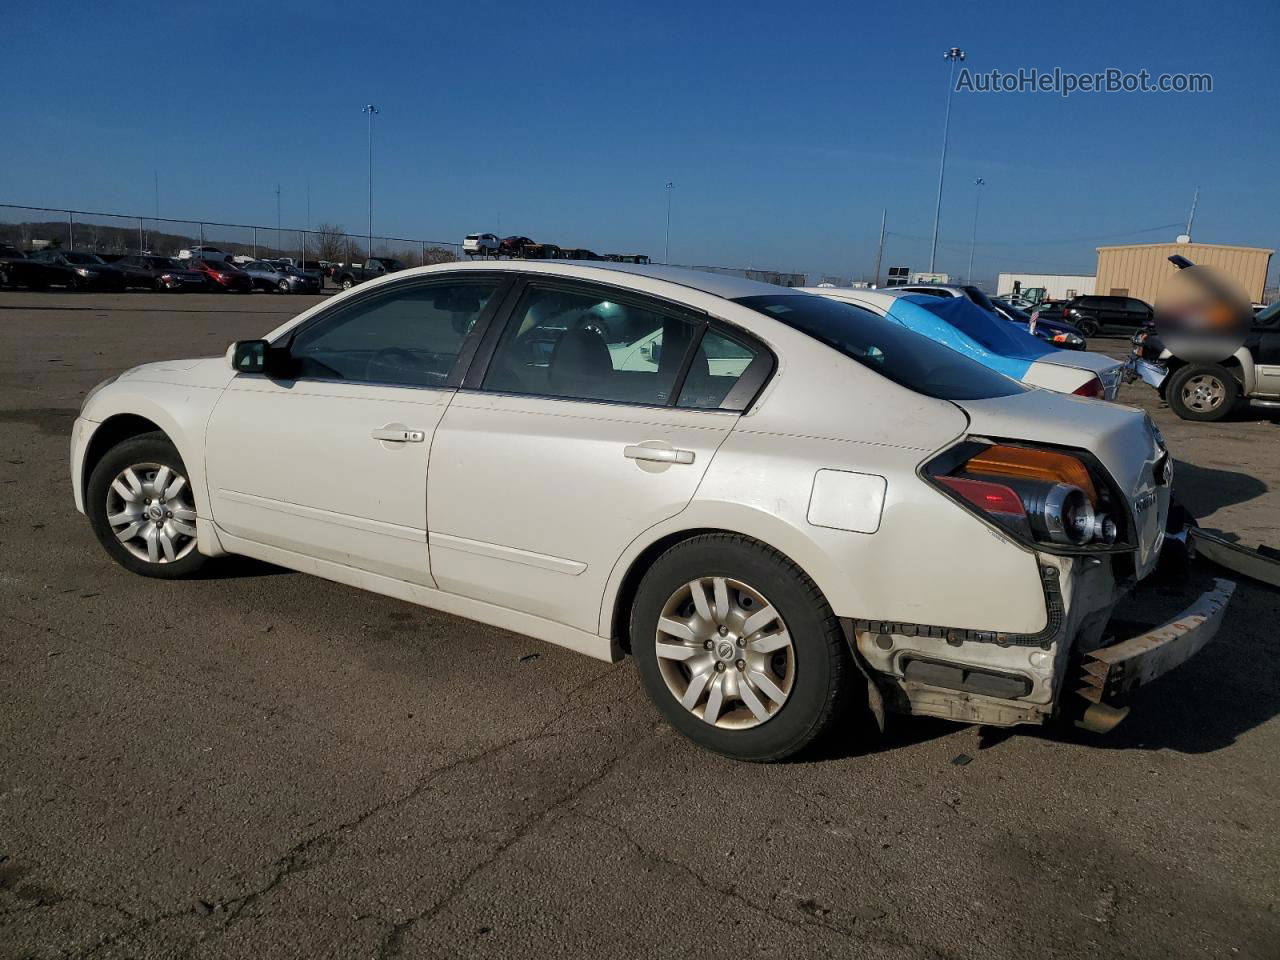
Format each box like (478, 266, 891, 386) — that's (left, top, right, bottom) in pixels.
(1061, 294, 1153, 337)
(29, 250, 127, 291)
(0, 244, 74, 290)
(989, 297, 1086, 350)
(115, 255, 208, 291)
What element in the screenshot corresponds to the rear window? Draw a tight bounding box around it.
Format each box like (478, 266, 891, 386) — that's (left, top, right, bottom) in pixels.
(733, 294, 1026, 401)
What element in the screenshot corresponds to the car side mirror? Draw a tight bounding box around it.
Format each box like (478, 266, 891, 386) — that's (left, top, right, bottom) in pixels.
(230, 339, 268, 373)
(229, 340, 293, 378)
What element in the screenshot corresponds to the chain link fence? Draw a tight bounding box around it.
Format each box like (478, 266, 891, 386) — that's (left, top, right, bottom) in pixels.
(0, 203, 463, 268)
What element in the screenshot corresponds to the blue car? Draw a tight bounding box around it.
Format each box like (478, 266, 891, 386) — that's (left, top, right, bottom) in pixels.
(802, 287, 1124, 399)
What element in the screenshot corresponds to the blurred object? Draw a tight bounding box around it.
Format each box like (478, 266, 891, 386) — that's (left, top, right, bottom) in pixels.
(1156, 258, 1251, 363)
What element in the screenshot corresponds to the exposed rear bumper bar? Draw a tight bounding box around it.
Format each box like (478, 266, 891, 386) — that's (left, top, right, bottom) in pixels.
(1076, 578, 1235, 708)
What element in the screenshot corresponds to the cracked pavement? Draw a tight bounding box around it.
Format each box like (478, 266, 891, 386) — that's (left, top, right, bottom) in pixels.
(2, 291, 1279, 958)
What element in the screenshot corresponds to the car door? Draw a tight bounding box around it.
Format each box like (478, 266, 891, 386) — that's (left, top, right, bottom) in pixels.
(1251, 307, 1280, 396)
(204, 275, 509, 585)
(426, 279, 773, 633)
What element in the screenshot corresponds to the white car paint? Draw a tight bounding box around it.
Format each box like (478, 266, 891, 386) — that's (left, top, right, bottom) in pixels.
(807, 287, 1125, 400)
(72, 261, 1192, 739)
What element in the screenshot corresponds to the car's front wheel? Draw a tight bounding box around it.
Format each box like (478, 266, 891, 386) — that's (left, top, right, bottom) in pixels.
(86, 432, 207, 579)
(631, 534, 853, 761)
(1167, 363, 1238, 421)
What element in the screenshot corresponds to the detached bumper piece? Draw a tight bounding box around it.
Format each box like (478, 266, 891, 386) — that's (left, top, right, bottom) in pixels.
(1075, 578, 1235, 730)
(1122, 356, 1168, 390)
(1190, 528, 1280, 589)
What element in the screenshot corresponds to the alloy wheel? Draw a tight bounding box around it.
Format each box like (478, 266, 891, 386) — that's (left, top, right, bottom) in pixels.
(654, 576, 795, 729)
(1181, 374, 1225, 412)
(105, 462, 198, 564)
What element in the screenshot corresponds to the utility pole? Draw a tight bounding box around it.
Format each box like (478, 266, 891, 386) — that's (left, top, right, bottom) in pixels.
(363, 104, 379, 258)
(1185, 185, 1200, 241)
(930, 47, 966, 272)
(967, 178, 985, 284)
(664, 182, 674, 264)
(872, 208, 886, 287)
(275, 184, 282, 255)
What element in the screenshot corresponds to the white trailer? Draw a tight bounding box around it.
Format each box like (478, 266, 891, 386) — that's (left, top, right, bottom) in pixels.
(997, 273, 1095, 301)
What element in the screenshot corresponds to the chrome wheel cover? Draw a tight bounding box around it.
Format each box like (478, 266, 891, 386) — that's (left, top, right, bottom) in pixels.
(105, 462, 198, 563)
(1182, 374, 1225, 412)
(655, 577, 795, 729)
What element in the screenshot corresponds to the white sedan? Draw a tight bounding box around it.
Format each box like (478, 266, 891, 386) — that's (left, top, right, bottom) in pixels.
(71, 262, 1230, 760)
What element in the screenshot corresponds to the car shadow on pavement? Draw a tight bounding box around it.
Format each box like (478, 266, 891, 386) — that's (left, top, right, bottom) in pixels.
(1172, 460, 1269, 516)
(194, 556, 291, 580)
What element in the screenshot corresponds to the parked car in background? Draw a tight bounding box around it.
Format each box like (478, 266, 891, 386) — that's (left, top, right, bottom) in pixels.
(30, 250, 126, 291)
(70, 261, 1219, 759)
(498, 236, 534, 257)
(330, 257, 406, 290)
(1062, 295, 1153, 338)
(560, 248, 601, 261)
(805, 287, 1124, 399)
(243, 260, 323, 294)
(990, 297, 1086, 350)
(178, 245, 233, 263)
(521, 242, 563, 260)
(463, 233, 500, 257)
(190, 258, 252, 293)
(0, 244, 74, 290)
(115, 255, 208, 292)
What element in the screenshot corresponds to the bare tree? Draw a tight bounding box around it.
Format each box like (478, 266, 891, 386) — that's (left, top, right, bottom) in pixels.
(422, 246, 458, 266)
(314, 223, 348, 262)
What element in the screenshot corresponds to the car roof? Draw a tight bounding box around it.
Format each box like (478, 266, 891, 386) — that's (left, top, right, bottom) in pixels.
(395, 260, 801, 301)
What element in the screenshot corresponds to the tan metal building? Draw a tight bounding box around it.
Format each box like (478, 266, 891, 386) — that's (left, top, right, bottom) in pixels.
(1095, 241, 1273, 305)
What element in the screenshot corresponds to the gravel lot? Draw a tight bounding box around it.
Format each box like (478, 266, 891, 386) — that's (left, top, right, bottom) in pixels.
(2, 290, 1278, 960)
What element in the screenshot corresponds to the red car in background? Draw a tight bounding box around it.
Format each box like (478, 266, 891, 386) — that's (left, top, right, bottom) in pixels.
(191, 258, 252, 293)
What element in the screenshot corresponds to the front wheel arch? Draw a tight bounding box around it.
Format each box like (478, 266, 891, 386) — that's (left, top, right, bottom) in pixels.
(81, 414, 166, 507)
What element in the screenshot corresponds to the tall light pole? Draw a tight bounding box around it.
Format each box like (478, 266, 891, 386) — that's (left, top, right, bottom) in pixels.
(363, 104, 379, 257)
(967, 177, 984, 284)
(664, 181, 674, 264)
(929, 47, 966, 273)
(275, 184, 282, 255)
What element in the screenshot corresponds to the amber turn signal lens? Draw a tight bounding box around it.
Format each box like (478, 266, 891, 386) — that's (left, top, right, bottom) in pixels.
(964, 445, 1098, 504)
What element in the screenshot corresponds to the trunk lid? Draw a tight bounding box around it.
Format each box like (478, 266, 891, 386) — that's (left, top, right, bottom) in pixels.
(951, 390, 1169, 578)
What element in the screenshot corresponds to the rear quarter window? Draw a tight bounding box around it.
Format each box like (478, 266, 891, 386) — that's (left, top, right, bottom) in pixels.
(733, 294, 1026, 401)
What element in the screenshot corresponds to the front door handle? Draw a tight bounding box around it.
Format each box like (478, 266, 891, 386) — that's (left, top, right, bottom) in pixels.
(372, 427, 425, 443)
(624, 444, 695, 465)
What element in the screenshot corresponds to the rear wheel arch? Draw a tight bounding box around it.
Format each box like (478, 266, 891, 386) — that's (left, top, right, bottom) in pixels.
(608, 527, 829, 656)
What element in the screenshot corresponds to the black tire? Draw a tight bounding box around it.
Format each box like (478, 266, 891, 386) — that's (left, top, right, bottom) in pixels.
(1076, 317, 1099, 338)
(1166, 363, 1238, 422)
(630, 534, 853, 761)
(277, 280, 290, 294)
(340, 276, 354, 290)
(153, 277, 167, 292)
(86, 431, 208, 579)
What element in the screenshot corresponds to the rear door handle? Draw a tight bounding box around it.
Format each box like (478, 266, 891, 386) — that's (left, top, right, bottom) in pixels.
(624, 444, 695, 465)
(372, 427, 425, 443)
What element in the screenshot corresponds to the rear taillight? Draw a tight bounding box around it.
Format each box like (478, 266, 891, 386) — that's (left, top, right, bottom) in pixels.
(927, 443, 1120, 549)
(1072, 376, 1105, 399)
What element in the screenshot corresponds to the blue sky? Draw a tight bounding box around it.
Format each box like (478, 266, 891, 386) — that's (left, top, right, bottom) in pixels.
(2, 0, 1276, 286)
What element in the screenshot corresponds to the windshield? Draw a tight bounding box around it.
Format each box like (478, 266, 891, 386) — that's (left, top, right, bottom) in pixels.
(1254, 301, 1280, 327)
(733, 294, 1026, 401)
(63, 252, 105, 265)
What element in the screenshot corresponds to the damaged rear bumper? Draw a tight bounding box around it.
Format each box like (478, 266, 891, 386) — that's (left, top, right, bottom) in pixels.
(1075, 578, 1235, 712)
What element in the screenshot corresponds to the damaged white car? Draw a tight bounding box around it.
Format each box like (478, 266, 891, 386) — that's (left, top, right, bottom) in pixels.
(70, 262, 1233, 760)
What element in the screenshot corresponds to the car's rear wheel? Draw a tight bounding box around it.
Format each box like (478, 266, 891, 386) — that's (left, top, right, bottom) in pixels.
(277, 280, 290, 293)
(631, 534, 853, 761)
(86, 432, 207, 579)
(1167, 364, 1238, 421)
(1076, 318, 1099, 338)
(341, 277, 354, 290)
